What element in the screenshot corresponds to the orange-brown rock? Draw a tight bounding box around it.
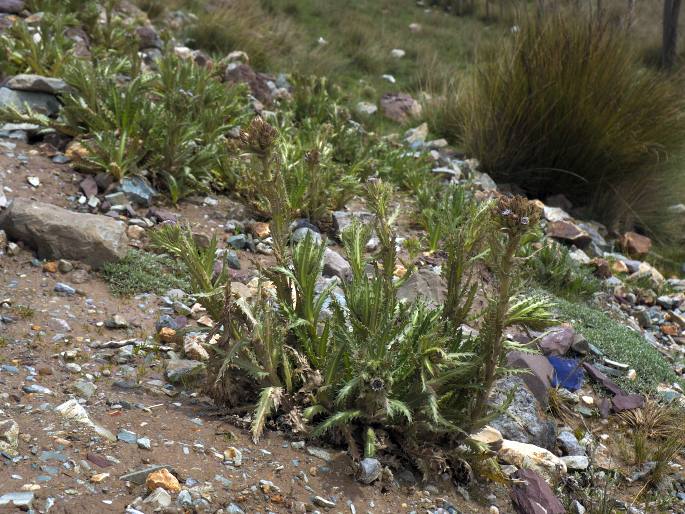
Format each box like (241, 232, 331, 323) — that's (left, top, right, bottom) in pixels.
(252, 222, 270, 239)
(611, 260, 629, 274)
(590, 258, 611, 278)
(619, 231, 652, 257)
(42, 261, 58, 273)
(158, 327, 177, 343)
(546, 221, 591, 248)
(661, 323, 680, 337)
(145, 468, 180, 493)
(65, 140, 90, 163)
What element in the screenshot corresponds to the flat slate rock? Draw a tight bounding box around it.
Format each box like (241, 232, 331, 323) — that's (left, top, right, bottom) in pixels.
(0, 198, 128, 269)
(0, 87, 60, 116)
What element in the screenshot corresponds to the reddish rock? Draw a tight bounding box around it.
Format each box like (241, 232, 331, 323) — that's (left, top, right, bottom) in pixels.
(546, 221, 591, 248)
(661, 323, 680, 336)
(379, 93, 422, 123)
(87, 452, 112, 468)
(620, 231, 652, 257)
(506, 352, 555, 406)
(0, 0, 24, 14)
(511, 468, 565, 514)
(79, 176, 98, 200)
(591, 258, 611, 278)
(538, 327, 574, 356)
(224, 63, 273, 104)
(611, 394, 644, 412)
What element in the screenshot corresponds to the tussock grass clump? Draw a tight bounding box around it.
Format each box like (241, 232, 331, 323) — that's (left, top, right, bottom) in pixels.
(455, 13, 685, 240)
(183, 0, 297, 70)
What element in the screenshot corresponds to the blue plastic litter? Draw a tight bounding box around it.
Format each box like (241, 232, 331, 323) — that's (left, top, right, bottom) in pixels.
(548, 356, 585, 391)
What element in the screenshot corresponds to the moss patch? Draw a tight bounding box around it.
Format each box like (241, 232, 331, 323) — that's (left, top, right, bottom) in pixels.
(101, 250, 191, 296)
(555, 297, 679, 393)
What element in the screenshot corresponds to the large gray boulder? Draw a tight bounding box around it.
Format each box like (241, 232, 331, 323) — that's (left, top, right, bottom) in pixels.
(6, 74, 69, 95)
(487, 376, 557, 451)
(0, 199, 128, 269)
(0, 0, 24, 14)
(397, 268, 446, 308)
(323, 248, 352, 281)
(0, 87, 60, 116)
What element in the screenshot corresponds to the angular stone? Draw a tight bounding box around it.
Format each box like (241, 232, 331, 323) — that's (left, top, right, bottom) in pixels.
(55, 399, 115, 441)
(6, 74, 69, 94)
(620, 231, 652, 257)
(323, 248, 352, 281)
(0, 418, 19, 457)
(0, 87, 60, 116)
(506, 352, 554, 406)
(511, 469, 565, 514)
(183, 333, 210, 361)
(499, 439, 567, 481)
(0, 199, 128, 269)
(357, 457, 382, 484)
(165, 359, 205, 384)
(143, 487, 171, 509)
(397, 268, 447, 309)
(488, 376, 557, 451)
(547, 220, 591, 248)
(224, 63, 273, 104)
(146, 468, 180, 493)
(543, 206, 572, 222)
(87, 452, 112, 468)
(557, 430, 585, 457)
(470, 425, 503, 451)
(611, 393, 644, 412)
(117, 429, 137, 444)
(380, 92, 422, 123)
(0, 492, 33, 509)
(538, 327, 575, 357)
(560, 455, 589, 470)
(119, 176, 157, 207)
(71, 379, 96, 399)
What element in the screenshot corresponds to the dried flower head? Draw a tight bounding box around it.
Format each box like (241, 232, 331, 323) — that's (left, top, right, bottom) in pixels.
(369, 377, 385, 392)
(494, 195, 541, 233)
(304, 149, 320, 167)
(239, 116, 277, 155)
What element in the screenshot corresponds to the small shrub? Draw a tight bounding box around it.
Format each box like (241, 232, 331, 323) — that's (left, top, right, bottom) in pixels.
(0, 14, 78, 77)
(455, 13, 685, 240)
(1, 53, 250, 198)
(101, 249, 190, 296)
(149, 224, 228, 318)
(528, 240, 602, 300)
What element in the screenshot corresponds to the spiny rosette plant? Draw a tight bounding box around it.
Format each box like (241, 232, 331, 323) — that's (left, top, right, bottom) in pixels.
(468, 195, 555, 429)
(205, 186, 555, 480)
